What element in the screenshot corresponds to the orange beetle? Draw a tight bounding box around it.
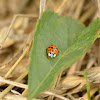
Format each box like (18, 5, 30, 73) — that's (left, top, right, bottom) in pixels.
(46, 45, 59, 58)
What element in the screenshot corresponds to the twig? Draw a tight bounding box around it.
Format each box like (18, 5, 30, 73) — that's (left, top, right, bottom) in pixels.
(79, 6, 97, 23)
(0, 49, 22, 69)
(48, 72, 62, 100)
(97, 0, 100, 16)
(0, 70, 28, 99)
(67, 93, 76, 100)
(22, 88, 28, 97)
(4, 32, 33, 78)
(67, 62, 78, 76)
(0, 76, 28, 89)
(74, 0, 85, 19)
(40, 0, 47, 17)
(4, 46, 28, 78)
(44, 91, 69, 100)
(56, 0, 68, 13)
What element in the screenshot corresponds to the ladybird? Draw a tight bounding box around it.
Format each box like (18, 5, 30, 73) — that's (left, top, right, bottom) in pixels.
(46, 45, 59, 58)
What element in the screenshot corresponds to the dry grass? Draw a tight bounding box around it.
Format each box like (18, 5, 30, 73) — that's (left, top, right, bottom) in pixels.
(0, 0, 100, 100)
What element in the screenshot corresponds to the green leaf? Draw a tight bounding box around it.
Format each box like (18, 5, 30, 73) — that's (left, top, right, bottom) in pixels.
(28, 10, 100, 100)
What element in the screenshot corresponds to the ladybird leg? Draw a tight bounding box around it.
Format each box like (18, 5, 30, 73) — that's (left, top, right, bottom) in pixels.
(54, 54, 56, 57)
(0, 14, 38, 49)
(48, 53, 51, 57)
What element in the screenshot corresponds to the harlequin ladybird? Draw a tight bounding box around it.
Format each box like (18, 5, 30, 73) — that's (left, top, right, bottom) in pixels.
(46, 45, 59, 58)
